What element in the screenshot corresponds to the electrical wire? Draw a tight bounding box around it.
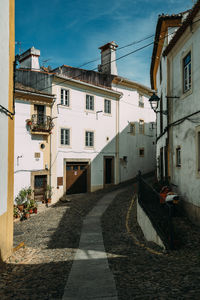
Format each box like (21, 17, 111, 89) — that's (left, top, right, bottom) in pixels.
(16, 25, 178, 94)
(17, 13, 200, 96)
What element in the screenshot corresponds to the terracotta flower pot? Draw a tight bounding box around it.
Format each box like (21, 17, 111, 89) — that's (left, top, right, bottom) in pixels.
(17, 204, 24, 212)
(29, 209, 33, 214)
(25, 212, 30, 219)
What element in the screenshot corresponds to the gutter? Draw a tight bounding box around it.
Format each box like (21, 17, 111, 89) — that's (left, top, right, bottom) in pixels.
(54, 75, 122, 98)
(14, 89, 54, 99)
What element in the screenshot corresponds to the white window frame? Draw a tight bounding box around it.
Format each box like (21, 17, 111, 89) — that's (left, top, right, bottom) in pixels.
(183, 52, 191, 93)
(61, 89, 70, 106)
(129, 122, 135, 135)
(60, 128, 70, 146)
(138, 94, 144, 108)
(139, 119, 145, 134)
(104, 99, 111, 114)
(86, 94, 94, 111)
(85, 131, 94, 147)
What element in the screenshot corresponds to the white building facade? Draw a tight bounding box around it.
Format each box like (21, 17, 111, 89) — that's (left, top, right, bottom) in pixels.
(16, 42, 156, 203)
(14, 83, 54, 202)
(151, 1, 200, 225)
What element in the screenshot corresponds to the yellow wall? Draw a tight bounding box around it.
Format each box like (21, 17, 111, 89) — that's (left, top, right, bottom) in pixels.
(0, 0, 15, 261)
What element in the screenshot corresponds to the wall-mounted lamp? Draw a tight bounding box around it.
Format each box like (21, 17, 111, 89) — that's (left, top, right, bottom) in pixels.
(149, 93, 180, 115)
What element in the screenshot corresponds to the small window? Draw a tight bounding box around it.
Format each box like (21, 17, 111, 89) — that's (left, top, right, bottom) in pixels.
(61, 89, 69, 106)
(104, 99, 111, 114)
(61, 128, 70, 145)
(80, 166, 86, 170)
(197, 132, 200, 172)
(139, 148, 144, 157)
(139, 119, 145, 134)
(183, 52, 191, 93)
(86, 95, 94, 111)
(139, 95, 144, 108)
(66, 166, 71, 170)
(176, 147, 181, 167)
(73, 166, 78, 170)
(129, 123, 135, 135)
(85, 131, 94, 147)
(160, 60, 162, 83)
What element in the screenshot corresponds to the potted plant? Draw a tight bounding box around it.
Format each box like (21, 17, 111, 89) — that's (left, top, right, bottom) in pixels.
(26, 119, 32, 126)
(45, 185, 53, 204)
(24, 208, 30, 219)
(13, 206, 20, 219)
(15, 193, 25, 211)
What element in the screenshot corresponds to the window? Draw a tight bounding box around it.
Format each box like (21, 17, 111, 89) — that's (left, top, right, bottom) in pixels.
(61, 89, 69, 106)
(139, 94, 144, 108)
(160, 60, 162, 83)
(61, 128, 70, 145)
(86, 94, 94, 111)
(160, 94, 163, 134)
(85, 131, 94, 147)
(129, 122, 135, 135)
(183, 52, 191, 93)
(197, 131, 200, 172)
(139, 148, 144, 157)
(104, 99, 111, 114)
(176, 147, 181, 167)
(139, 119, 145, 134)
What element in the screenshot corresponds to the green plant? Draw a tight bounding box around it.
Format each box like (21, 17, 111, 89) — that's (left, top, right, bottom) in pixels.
(29, 198, 36, 208)
(27, 186, 32, 198)
(13, 206, 19, 218)
(15, 186, 33, 206)
(45, 185, 53, 200)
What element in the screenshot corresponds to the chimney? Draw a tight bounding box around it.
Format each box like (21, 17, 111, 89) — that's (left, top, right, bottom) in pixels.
(98, 41, 118, 75)
(18, 47, 40, 70)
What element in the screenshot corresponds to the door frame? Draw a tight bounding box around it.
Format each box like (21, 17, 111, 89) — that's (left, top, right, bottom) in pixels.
(104, 156, 115, 187)
(31, 170, 49, 201)
(63, 158, 91, 194)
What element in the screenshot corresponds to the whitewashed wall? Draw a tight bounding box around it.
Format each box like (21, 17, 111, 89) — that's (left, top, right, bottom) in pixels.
(113, 83, 156, 182)
(0, 0, 9, 215)
(14, 100, 45, 199)
(51, 82, 118, 200)
(168, 19, 200, 210)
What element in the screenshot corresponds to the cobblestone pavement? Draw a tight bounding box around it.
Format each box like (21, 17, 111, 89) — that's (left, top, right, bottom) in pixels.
(1, 180, 200, 299)
(0, 187, 113, 300)
(102, 184, 200, 299)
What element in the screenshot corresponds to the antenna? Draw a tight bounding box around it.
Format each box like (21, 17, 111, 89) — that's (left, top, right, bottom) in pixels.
(15, 41, 22, 55)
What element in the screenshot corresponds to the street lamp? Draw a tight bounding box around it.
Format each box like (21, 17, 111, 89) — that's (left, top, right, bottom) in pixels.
(149, 93, 160, 113)
(149, 93, 180, 115)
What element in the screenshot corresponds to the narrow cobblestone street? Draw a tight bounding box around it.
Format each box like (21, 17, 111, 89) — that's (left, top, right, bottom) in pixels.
(1, 181, 200, 299)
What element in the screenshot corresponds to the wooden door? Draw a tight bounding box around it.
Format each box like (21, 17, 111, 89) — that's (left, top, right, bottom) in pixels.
(66, 162, 88, 194)
(34, 175, 47, 201)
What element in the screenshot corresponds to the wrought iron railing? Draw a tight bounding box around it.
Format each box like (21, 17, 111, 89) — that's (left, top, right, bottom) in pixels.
(137, 171, 176, 250)
(31, 114, 54, 132)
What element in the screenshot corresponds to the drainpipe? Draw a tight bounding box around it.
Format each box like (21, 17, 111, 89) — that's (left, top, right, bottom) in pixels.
(49, 98, 56, 188)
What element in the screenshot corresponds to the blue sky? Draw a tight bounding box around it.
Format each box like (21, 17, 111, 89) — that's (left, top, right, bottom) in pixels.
(16, 0, 193, 87)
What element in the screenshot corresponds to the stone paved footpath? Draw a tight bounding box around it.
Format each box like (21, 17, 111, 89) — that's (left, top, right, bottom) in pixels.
(0, 181, 200, 299)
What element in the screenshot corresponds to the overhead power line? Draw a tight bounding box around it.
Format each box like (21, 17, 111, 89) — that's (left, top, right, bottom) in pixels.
(17, 13, 200, 93)
(27, 29, 173, 93)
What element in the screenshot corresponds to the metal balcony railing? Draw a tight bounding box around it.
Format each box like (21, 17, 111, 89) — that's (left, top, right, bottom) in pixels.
(31, 114, 54, 132)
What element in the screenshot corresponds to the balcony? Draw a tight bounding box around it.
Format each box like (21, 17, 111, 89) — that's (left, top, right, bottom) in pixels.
(29, 114, 54, 134)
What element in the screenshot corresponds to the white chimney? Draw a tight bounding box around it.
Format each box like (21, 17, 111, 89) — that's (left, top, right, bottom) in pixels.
(19, 47, 40, 70)
(98, 41, 118, 75)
